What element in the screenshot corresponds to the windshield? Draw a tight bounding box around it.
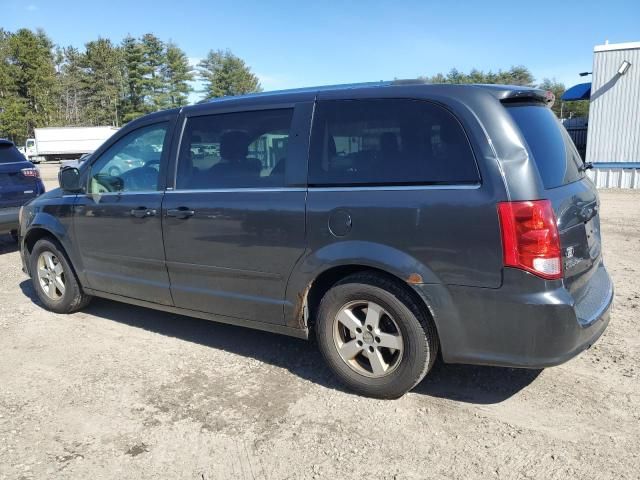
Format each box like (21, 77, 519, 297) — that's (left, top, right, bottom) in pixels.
(507, 105, 584, 189)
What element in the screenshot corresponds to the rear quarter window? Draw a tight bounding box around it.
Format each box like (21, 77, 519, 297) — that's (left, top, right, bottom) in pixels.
(309, 99, 479, 186)
(506, 105, 584, 189)
(0, 144, 26, 163)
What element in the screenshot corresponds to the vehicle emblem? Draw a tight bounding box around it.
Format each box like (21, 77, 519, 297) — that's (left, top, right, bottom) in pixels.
(566, 246, 574, 258)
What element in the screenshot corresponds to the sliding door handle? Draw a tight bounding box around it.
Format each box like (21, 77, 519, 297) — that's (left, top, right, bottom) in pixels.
(166, 207, 195, 219)
(130, 207, 157, 218)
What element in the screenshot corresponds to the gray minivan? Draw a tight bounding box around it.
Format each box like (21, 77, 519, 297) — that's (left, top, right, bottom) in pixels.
(19, 82, 613, 398)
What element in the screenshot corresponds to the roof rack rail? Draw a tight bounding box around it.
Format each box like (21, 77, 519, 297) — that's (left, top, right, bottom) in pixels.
(391, 78, 429, 86)
(201, 81, 393, 104)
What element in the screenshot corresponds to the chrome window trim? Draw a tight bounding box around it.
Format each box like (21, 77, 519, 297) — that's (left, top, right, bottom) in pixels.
(166, 187, 306, 194)
(73, 184, 480, 195)
(307, 184, 481, 192)
(74, 190, 164, 197)
(69, 184, 478, 196)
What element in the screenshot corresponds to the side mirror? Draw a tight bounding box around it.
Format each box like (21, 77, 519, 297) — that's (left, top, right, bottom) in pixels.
(58, 166, 82, 193)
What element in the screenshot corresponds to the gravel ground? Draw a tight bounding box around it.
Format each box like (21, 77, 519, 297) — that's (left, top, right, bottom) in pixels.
(1, 166, 638, 479)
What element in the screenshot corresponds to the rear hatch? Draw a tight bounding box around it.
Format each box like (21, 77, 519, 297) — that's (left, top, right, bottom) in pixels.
(505, 105, 602, 299)
(0, 141, 42, 208)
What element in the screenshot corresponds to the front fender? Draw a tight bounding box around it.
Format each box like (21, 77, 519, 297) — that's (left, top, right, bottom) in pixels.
(284, 240, 443, 327)
(27, 211, 68, 240)
(22, 198, 85, 283)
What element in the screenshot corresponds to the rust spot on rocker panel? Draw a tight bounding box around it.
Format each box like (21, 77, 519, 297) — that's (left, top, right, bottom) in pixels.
(293, 283, 313, 330)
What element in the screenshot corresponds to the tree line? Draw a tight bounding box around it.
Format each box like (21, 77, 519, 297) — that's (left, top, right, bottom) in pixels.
(1, 27, 589, 146)
(420, 66, 589, 119)
(0, 28, 261, 144)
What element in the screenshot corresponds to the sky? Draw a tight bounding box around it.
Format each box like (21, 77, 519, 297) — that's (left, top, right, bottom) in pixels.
(4, 0, 640, 101)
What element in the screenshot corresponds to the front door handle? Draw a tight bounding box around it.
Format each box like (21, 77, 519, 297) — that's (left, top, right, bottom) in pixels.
(166, 207, 195, 219)
(130, 207, 157, 218)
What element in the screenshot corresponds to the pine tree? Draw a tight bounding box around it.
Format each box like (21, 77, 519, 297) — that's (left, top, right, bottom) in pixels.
(82, 38, 123, 126)
(162, 42, 193, 108)
(198, 49, 261, 100)
(0, 28, 58, 144)
(140, 33, 165, 111)
(56, 46, 87, 125)
(0, 29, 21, 142)
(121, 35, 146, 121)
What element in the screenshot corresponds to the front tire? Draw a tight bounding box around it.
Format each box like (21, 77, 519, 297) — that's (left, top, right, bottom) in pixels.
(30, 238, 91, 313)
(315, 272, 438, 399)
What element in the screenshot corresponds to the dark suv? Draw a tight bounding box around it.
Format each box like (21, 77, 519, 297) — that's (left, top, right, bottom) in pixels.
(19, 82, 613, 398)
(1, 139, 45, 240)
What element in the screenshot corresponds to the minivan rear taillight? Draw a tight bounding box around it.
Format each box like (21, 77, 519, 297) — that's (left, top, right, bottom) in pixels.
(497, 200, 563, 280)
(21, 168, 40, 178)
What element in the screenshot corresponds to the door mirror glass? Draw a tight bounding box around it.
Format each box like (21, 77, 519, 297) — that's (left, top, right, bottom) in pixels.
(58, 166, 82, 192)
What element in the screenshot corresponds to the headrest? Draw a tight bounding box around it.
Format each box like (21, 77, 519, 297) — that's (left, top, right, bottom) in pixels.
(221, 130, 250, 160)
(380, 132, 399, 154)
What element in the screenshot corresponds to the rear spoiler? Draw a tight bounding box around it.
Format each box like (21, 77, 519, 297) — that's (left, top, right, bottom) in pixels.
(499, 89, 555, 107)
(471, 84, 555, 108)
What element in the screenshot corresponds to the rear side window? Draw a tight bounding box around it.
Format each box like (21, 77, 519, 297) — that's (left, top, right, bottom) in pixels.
(0, 143, 26, 163)
(309, 99, 479, 186)
(506, 105, 584, 189)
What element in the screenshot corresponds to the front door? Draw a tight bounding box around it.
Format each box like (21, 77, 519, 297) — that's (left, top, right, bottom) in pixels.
(73, 121, 173, 305)
(162, 106, 310, 324)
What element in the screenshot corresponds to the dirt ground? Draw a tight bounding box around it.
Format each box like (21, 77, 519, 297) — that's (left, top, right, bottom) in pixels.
(0, 165, 638, 479)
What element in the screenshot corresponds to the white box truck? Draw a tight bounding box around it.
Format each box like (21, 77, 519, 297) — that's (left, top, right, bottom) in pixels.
(25, 126, 118, 163)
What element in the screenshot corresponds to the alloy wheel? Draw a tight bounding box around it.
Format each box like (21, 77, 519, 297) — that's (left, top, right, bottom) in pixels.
(36, 251, 66, 300)
(332, 300, 404, 378)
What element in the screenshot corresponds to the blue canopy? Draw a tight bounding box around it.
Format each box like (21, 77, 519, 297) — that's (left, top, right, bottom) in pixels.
(561, 82, 591, 101)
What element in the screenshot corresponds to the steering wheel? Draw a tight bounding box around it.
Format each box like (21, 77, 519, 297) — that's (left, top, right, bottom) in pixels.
(144, 159, 161, 169)
(121, 166, 158, 191)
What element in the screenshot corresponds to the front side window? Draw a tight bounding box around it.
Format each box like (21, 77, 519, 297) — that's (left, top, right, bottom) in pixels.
(176, 109, 294, 189)
(88, 123, 168, 193)
(309, 99, 479, 186)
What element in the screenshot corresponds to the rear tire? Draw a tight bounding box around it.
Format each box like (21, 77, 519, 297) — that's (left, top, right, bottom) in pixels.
(315, 272, 438, 399)
(29, 237, 91, 313)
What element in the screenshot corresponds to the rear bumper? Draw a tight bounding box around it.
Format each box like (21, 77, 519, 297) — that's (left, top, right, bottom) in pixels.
(0, 207, 19, 234)
(415, 263, 613, 368)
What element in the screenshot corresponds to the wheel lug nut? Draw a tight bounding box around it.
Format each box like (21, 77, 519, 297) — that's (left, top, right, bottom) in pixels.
(368, 346, 374, 353)
(375, 337, 381, 343)
(357, 340, 363, 347)
(366, 325, 373, 331)
(356, 327, 362, 334)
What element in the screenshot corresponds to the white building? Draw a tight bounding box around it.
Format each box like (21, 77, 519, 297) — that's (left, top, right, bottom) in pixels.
(585, 41, 640, 188)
